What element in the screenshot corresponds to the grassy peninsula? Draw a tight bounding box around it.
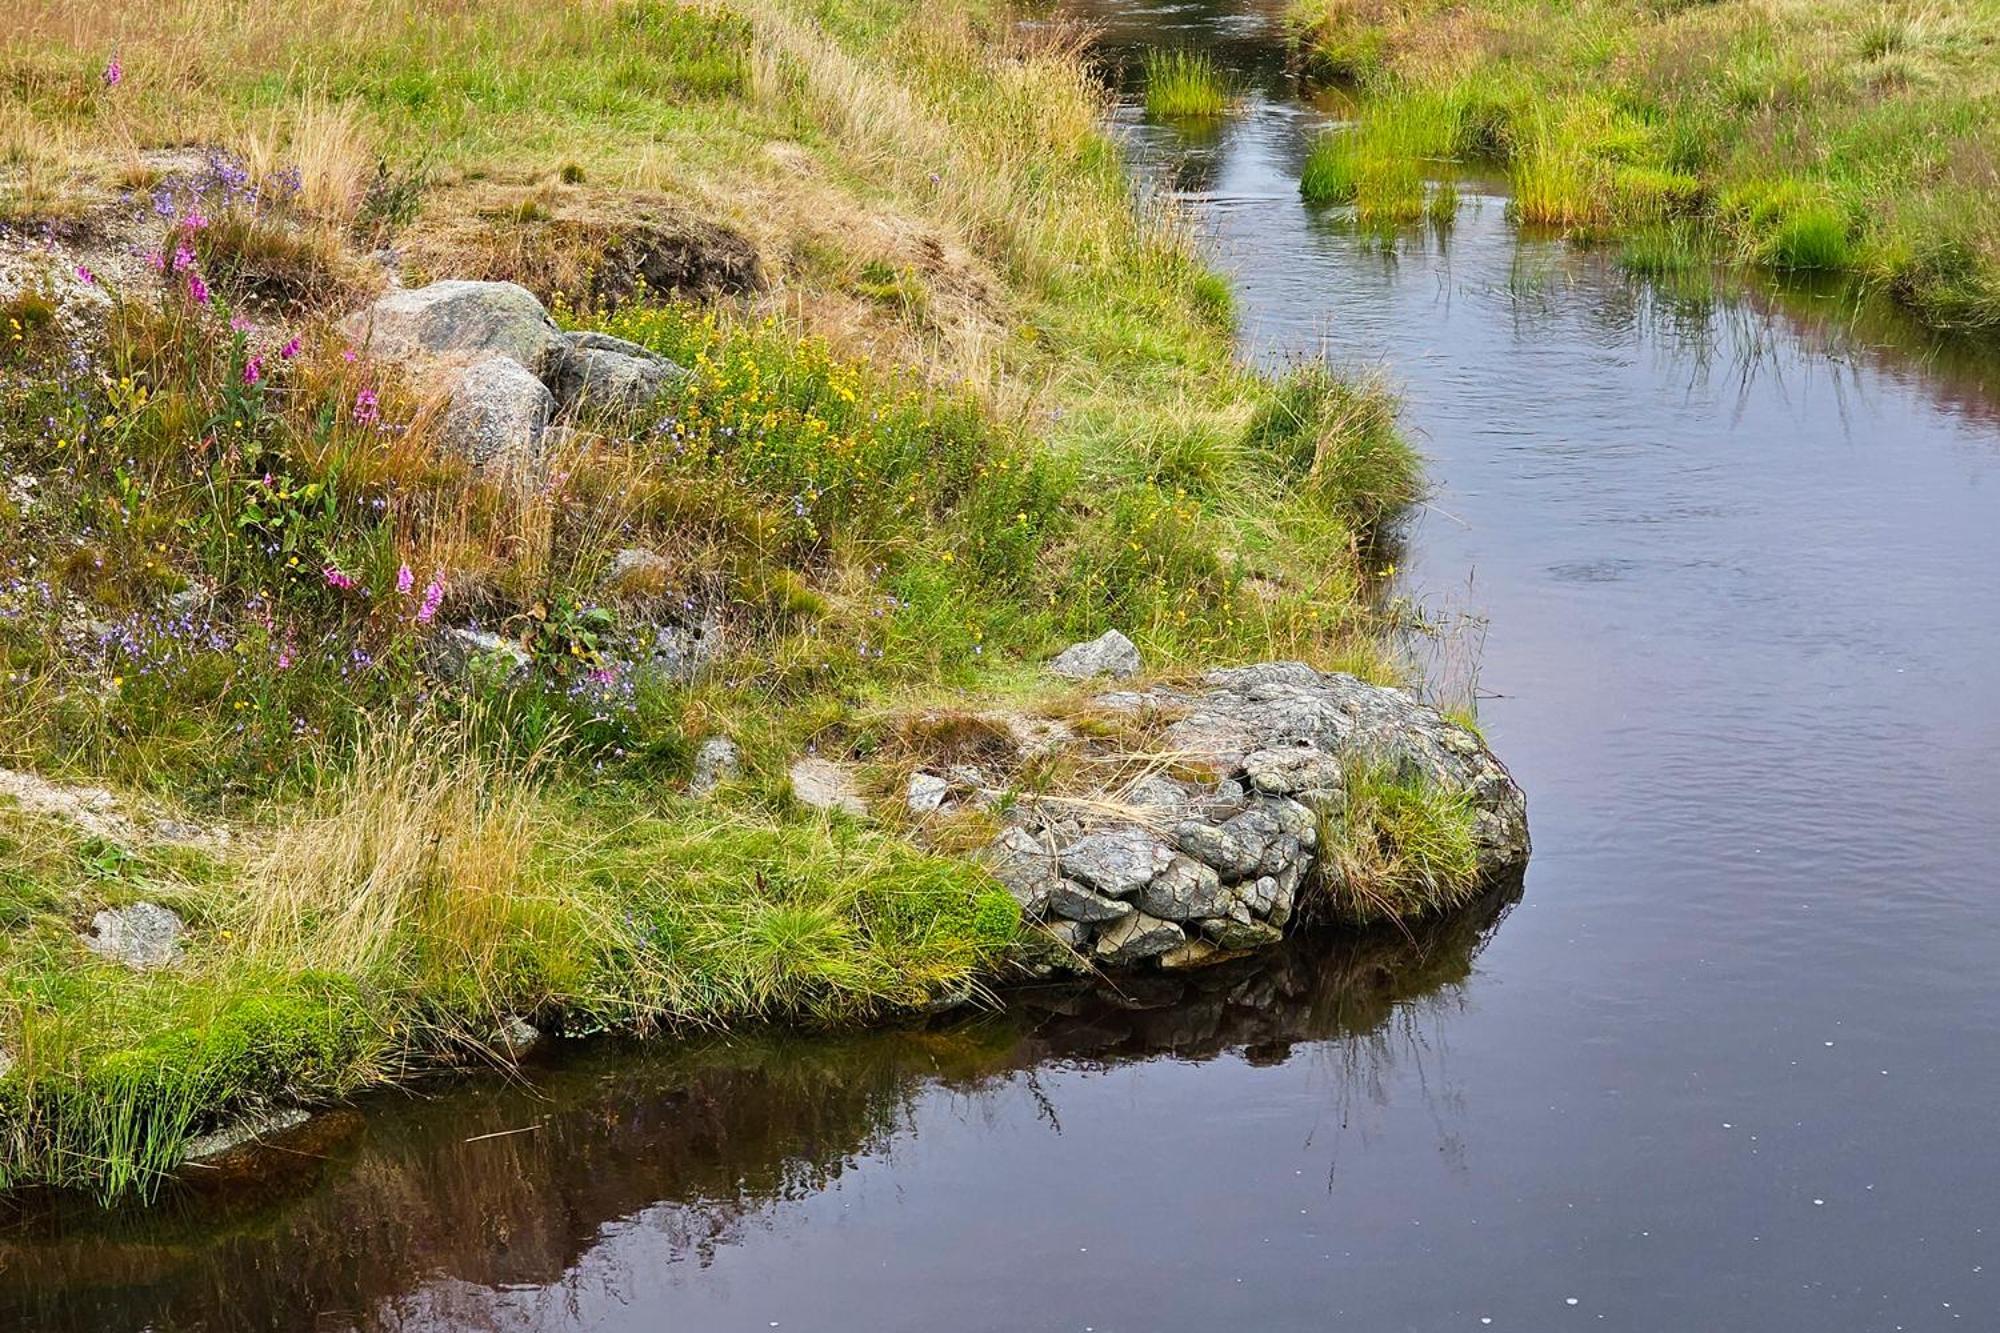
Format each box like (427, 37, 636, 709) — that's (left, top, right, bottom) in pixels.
(1289, 0, 2000, 332)
(0, 0, 1438, 1198)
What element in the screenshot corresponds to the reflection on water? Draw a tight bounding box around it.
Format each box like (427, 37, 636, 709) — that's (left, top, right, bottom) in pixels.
(0, 897, 1514, 1332)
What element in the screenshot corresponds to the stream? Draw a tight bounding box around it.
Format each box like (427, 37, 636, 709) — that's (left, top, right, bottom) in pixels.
(10, 2, 2000, 1328)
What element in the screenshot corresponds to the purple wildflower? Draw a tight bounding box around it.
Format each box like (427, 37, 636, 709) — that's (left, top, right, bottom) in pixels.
(102, 54, 123, 89)
(187, 273, 210, 305)
(278, 335, 301, 360)
(323, 566, 357, 591)
(242, 354, 263, 386)
(229, 313, 254, 334)
(74, 264, 95, 285)
(396, 564, 414, 596)
(353, 387, 381, 426)
(416, 575, 445, 625)
(171, 245, 195, 273)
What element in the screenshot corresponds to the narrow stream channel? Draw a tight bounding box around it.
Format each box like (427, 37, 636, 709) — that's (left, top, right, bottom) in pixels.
(10, 3, 2000, 1329)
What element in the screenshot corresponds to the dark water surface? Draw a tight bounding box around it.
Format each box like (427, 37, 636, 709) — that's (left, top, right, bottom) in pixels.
(13, 3, 2000, 1328)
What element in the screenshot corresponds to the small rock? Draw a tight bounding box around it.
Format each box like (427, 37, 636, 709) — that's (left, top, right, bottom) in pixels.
(600, 547, 672, 601)
(493, 1015, 541, 1057)
(1049, 879, 1137, 924)
(635, 616, 723, 685)
(1174, 819, 1260, 879)
(345, 279, 561, 372)
(183, 1108, 312, 1164)
(1048, 629, 1142, 681)
(689, 736, 740, 797)
(431, 627, 532, 683)
(981, 827, 1060, 917)
(789, 757, 866, 816)
(1200, 918, 1285, 951)
(1059, 825, 1174, 898)
(1243, 743, 1345, 796)
(1124, 773, 1192, 814)
(907, 772, 950, 815)
(82, 902, 183, 971)
(1093, 912, 1185, 966)
(1044, 920, 1092, 951)
(1159, 938, 1248, 971)
(438, 353, 556, 468)
(0, 1047, 14, 1079)
(549, 330, 684, 412)
(1135, 854, 1230, 922)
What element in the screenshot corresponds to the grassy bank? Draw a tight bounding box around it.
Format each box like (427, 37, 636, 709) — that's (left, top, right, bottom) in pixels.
(0, 0, 1427, 1198)
(1288, 0, 2000, 331)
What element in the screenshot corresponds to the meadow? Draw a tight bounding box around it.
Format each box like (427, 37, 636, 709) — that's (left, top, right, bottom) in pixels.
(0, 0, 1433, 1197)
(1289, 0, 2000, 331)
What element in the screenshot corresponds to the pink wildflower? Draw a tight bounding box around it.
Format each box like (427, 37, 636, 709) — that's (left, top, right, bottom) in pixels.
(276, 644, 294, 671)
(74, 264, 95, 285)
(278, 335, 302, 360)
(416, 575, 445, 625)
(242, 354, 264, 386)
(102, 54, 122, 89)
(144, 249, 165, 273)
(396, 564, 414, 596)
(229, 313, 254, 334)
(353, 387, 381, 426)
(183, 206, 208, 231)
(323, 566, 358, 592)
(341, 347, 357, 364)
(187, 273, 210, 305)
(171, 246, 195, 274)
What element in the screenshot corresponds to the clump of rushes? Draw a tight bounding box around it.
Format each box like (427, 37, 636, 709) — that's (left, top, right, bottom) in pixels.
(1309, 757, 1482, 924)
(1299, 92, 1477, 225)
(1141, 47, 1232, 121)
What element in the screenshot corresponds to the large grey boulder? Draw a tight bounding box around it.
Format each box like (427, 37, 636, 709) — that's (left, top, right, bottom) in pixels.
(1049, 879, 1135, 924)
(1048, 629, 1141, 681)
(83, 902, 184, 971)
(1136, 854, 1230, 921)
(438, 354, 556, 468)
(550, 331, 684, 413)
(346, 280, 561, 372)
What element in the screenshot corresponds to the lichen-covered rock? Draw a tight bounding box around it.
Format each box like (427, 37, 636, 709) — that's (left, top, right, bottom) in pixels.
(183, 1109, 312, 1164)
(346, 279, 561, 372)
(1094, 912, 1185, 965)
(689, 736, 740, 797)
(1049, 879, 1136, 924)
(83, 902, 184, 971)
(1047, 629, 1141, 680)
(549, 330, 684, 412)
(438, 353, 556, 468)
(1200, 918, 1285, 951)
(1058, 825, 1174, 898)
(493, 1015, 542, 1057)
(431, 626, 532, 684)
(907, 772, 950, 815)
(982, 827, 1060, 917)
(789, 757, 866, 816)
(1135, 854, 1230, 922)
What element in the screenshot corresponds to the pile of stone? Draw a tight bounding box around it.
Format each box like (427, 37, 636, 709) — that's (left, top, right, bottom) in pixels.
(344, 279, 684, 471)
(973, 656, 1529, 972)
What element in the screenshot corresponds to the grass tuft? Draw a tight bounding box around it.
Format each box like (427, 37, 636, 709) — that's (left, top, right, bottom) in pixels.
(1309, 757, 1482, 924)
(1141, 48, 1232, 121)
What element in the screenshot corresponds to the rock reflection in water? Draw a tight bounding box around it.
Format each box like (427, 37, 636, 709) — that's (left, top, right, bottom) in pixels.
(0, 888, 1514, 1333)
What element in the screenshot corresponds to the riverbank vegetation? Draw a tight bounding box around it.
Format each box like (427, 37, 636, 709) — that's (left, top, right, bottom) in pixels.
(1287, 0, 2000, 332)
(0, 0, 1429, 1198)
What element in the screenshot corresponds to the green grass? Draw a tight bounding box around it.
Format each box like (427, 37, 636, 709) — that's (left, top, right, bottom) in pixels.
(1286, 0, 2000, 332)
(1141, 48, 1232, 121)
(1309, 757, 1482, 924)
(0, 0, 1437, 1203)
